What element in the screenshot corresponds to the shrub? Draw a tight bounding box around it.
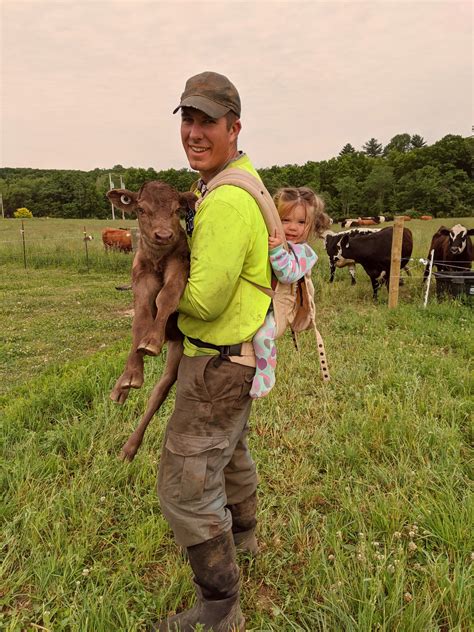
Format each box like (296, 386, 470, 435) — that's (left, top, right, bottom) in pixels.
(14, 207, 33, 218)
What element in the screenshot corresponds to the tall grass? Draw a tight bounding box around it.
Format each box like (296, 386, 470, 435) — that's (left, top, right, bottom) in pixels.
(1, 217, 473, 631)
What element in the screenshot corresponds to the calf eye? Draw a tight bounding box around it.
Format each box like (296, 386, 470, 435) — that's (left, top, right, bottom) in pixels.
(137, 206, 145, 214)
(120, 195, 132, 205)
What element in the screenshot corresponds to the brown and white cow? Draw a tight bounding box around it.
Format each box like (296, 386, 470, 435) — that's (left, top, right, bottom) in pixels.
(329, 226, 413, 299)
(102, 227, 133, 252)
(423, 224, 474, 280)
(106, 182, 196, 460)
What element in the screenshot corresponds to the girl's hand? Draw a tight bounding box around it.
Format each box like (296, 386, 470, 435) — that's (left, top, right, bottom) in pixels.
(269, 228, 284, 250)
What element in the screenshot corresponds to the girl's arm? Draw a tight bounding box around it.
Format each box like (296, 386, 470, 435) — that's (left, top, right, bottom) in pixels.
(269, 242, 318, 284)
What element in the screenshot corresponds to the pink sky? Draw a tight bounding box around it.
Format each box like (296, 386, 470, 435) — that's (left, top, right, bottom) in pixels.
(1, 0, 472, 170)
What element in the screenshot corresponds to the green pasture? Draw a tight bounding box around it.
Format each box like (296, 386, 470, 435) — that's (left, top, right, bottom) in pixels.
(1, 217, 473, 631)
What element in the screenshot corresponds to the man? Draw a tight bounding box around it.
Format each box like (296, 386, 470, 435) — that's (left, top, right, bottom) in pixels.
(155, 72, 271, 631)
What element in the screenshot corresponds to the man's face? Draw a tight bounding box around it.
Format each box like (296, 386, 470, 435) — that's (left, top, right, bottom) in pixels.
(180, 107, 241, 182)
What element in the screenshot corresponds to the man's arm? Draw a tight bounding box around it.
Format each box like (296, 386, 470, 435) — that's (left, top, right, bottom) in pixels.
(178, 199, 252, 321)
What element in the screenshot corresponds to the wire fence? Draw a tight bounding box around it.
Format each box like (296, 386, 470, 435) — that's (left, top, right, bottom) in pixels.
(0, 222, 135, 274)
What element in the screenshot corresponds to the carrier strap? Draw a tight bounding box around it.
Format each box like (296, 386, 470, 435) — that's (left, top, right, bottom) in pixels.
(203, 168, 330, 382)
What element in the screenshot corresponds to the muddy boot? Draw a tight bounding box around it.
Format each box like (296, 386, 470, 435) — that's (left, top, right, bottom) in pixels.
(228, 491, 259, 555)
(155, 530, 245, 632)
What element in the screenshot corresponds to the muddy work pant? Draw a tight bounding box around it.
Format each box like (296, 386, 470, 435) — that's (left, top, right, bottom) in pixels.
(157, 355, 257, 547)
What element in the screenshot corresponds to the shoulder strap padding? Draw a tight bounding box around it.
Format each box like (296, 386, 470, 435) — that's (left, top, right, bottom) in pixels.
(205, 168, 288, 250)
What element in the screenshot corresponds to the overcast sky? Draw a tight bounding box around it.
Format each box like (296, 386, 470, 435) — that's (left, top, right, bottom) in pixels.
(1, 0, 472, 171)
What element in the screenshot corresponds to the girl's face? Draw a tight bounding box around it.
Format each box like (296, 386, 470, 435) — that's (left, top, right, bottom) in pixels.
(281, 204, 308, 243)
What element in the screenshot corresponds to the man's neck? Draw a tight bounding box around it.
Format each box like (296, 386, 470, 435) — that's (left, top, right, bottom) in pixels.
(200, 150, 241, 184)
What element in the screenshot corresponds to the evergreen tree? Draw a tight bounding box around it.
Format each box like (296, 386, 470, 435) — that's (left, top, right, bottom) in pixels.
(339, 143, 356, 156)
(362, 138, 383, 157)
(410, 134, 427, 149)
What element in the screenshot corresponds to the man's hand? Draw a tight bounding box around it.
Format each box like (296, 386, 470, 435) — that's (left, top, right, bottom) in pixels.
(268, 228, 284, 250)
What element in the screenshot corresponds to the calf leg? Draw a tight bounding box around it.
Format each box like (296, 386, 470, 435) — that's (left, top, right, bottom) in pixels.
(329, 260, 335, 283)
(138, 261, 187, 356)
(111, 273, 161, 404)
(120, 338, 183, 461)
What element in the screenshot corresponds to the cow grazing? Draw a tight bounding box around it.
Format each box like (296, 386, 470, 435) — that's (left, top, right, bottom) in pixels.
(337, 216, 392, 228)
(106, 182, 196, 461)
(328, 226, 413, 299)
(423, 224, 474, 280)
(102, 227, 133, 252)
(323, 227, 381, 285)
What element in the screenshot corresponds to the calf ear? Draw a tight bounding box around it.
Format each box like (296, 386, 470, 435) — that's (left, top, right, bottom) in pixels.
(439, 228, 450, 236)
(107, 189, 138, 214)
(178, 192, 198, 217)
(467, 228, 474, 236)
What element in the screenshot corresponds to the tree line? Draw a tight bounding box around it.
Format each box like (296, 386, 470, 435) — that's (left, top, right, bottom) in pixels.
(0, 133, 472, 219)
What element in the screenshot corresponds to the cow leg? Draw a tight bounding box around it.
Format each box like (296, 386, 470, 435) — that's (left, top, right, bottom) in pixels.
(371, 276, 380, 300)
(329, 259, 335, 283)
(349, 264, 356, 285)
(138, 261, 187, 356)
(110, 273, 161, 404)
(120, 338, 183, 461)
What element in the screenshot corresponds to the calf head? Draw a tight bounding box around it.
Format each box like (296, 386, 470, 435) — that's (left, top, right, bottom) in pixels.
(439, 224, 474, 255)
(107, 182, 196, 247)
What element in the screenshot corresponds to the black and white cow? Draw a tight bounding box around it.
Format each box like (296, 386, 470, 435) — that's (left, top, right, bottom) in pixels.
(326, 226, 413, 299)
(323, 228, 381, 285)
(423, 224, 474, 280)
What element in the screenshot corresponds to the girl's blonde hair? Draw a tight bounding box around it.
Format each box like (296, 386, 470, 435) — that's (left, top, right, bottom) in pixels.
(273, 187, 331, 240)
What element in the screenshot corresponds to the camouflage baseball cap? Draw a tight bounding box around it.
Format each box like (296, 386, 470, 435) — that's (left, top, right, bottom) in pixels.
(173, 71, 241, 118)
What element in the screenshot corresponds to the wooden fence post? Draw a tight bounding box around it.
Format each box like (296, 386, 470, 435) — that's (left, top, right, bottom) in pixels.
(388, 216, 405, 309)
(83, 226, 90, 272)
(21, 220, 27, 269)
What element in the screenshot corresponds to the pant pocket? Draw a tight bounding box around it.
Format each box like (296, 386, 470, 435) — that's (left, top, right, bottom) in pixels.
(164, 431, 230, 502)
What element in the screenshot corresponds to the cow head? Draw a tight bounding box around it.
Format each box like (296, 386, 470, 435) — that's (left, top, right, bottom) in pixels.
(107, 182, 197, 246)
(439, 224, 474, 255)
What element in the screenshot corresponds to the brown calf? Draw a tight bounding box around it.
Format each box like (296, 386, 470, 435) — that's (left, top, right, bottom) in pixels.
(102, 227, 133, 252)
(106, 182, 196, 460)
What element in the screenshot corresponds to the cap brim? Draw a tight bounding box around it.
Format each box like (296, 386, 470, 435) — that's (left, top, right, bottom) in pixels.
(173, 95, 230, 118)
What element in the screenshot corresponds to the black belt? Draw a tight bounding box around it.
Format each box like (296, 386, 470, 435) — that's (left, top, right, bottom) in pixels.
(187, 336, 242, 359)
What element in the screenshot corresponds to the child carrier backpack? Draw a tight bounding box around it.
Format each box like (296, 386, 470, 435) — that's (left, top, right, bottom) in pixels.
(198, 168, 330, 382)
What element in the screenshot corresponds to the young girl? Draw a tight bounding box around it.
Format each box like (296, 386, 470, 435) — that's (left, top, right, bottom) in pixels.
(250, 187, 330, 399)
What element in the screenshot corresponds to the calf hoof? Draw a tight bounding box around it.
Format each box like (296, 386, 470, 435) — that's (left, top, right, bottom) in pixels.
(137, 339, 163, 356)
(110, 373, 144, 404)
(110, 386, 130, 405)
(119, 441, 138, 462)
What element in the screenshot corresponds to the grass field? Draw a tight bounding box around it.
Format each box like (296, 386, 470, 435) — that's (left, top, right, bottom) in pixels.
(1, 217, 473, 631)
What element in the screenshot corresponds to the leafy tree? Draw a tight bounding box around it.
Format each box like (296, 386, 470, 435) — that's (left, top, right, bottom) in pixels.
(363, 164, 394, 213)
(362, 138, 383, 157)
(410, 134, 427, 149)
(383, 133, 411, 155)
(14, 207, 33, 218)
(335, 176, 359, 215)
(339, 143, 356, 156)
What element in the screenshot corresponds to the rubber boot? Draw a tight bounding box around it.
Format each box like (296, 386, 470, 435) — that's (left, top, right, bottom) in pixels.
(228, 491, 259, 555)
(155, 530, 245, 632)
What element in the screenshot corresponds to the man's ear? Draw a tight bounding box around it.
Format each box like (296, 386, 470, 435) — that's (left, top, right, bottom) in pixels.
(178, 192, 198, 218)
(106, 189, 138, 214)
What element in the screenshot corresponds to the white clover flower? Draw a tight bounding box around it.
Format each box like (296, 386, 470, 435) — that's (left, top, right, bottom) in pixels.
(404, 592, 413, 603)
(408, 542, 417, 552)
(82, 568, 90, 576)
(394, 532, 402, 539)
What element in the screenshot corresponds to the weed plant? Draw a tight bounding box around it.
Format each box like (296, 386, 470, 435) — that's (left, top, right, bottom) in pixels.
(1, 218, 473, 631)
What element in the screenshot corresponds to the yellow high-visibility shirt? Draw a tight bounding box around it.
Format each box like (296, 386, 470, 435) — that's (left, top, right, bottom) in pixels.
(178, 154, 271, 356)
